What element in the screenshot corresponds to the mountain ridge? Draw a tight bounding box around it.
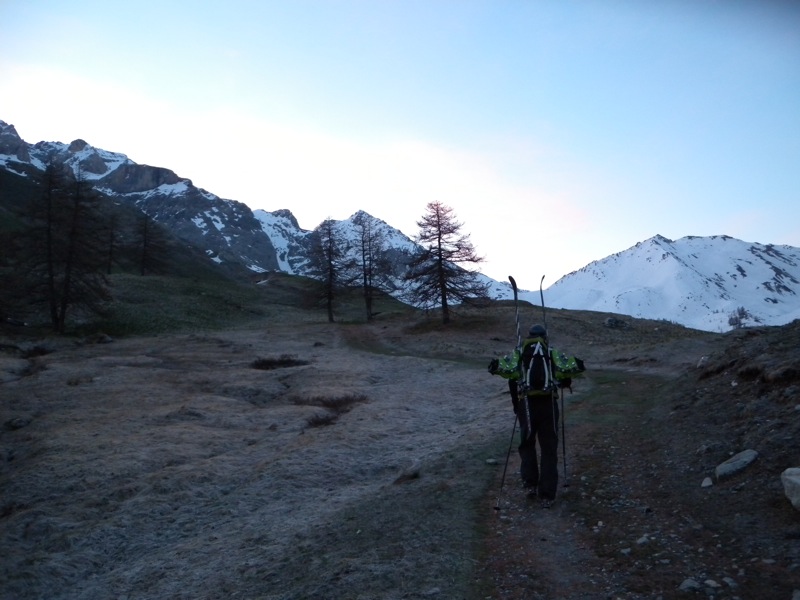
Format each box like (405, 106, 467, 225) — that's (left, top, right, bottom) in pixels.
(542, 234, 800, 332)
(2, 119, 798, 332)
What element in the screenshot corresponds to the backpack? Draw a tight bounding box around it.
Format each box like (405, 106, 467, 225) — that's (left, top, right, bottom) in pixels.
(520, 336, 555, 396)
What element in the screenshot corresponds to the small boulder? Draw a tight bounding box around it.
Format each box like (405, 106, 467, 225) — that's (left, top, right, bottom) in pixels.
(604, 317, 628, 329)
(394, 460, 421, 484)
(781, 468, 800, 511)
(715, 449, 758, 481)
(679, 578, 701, 592)
(4, 417, 31, 431)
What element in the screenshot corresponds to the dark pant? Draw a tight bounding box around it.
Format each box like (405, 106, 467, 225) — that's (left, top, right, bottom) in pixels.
(514, 387, 560, 500)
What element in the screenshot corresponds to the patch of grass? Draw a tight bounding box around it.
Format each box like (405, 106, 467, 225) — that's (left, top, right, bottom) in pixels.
(305, 412, 338, 428)
(22, 345, 51, 358)
(293, 393, 369, 412)
(293, 393, 370, 428)
(251, 355, 309, 370)
(16, 360, 46, 378)
(94, 274, 269, 335)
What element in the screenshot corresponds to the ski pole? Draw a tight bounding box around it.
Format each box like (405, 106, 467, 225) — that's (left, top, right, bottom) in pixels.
(560, 386, 568, 487)
(494, 414, 518, 511)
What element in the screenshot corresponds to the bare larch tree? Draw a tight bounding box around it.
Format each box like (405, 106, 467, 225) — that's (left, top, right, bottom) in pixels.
(22, 163, 110, 332)
(352, 211, 393, 321)
(308, 218, 357, 322)
(404, 201, 489, 324)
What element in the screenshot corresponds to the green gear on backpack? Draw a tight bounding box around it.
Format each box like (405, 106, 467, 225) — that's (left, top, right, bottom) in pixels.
(551, 350, 586, 380)
(489, 349, 520, 379)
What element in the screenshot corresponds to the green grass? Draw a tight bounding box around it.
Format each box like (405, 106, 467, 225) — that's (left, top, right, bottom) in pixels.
(565, 369, 669, 427)
(93, 273, 271, 335)
(90, 272, 418, 336)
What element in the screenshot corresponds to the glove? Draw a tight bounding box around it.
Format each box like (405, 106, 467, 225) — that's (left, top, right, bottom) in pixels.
(488, 358, 499, 374)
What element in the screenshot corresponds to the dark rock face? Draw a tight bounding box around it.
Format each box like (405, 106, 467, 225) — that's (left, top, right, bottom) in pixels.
(0, 120, 283, 275)
(0, 123, 30, 162)
(131, 190, 281, 273)
(99, 162, 183, 193)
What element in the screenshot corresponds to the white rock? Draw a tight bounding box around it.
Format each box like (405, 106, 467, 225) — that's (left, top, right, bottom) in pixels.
(701, 477, 713, 488)
(782, 468, 800, 511)
(715, 449, 759, 480)
(679, 578, 701, 591)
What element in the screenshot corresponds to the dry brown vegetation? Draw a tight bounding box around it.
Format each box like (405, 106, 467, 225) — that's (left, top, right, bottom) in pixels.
(1, 301, 799, 599)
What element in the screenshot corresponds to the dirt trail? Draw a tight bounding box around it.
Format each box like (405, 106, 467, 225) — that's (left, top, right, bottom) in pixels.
(476, 368, 629, 599)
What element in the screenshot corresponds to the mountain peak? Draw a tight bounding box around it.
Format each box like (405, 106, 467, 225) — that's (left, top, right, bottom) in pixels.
(270, 209, 301, 230)
(638, 234, 675, 248)
(0, 121, 30, 162)
(68, 139, 90, 153)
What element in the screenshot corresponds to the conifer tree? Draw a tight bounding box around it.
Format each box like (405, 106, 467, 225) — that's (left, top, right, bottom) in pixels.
(404, 201, 489, 324)
(352, 212, 393, 321)
(136, 213, 171, 275)
(308, 218, 357, 322)
(21, 163, 110, 332)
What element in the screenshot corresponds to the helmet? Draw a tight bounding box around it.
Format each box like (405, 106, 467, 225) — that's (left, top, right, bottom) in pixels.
(528, 324, 547, 338)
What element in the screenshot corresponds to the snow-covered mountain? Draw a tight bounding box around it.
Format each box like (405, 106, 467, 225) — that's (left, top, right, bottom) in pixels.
(2, 120, 799, 332)
(0, 121, 282, 273)
(542, 234, 800, 332)
(251, 208, 418, 276)
(0, 120, 474, 288)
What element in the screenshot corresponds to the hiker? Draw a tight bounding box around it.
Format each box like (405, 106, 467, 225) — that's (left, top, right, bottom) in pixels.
(489, 324, 585, 507)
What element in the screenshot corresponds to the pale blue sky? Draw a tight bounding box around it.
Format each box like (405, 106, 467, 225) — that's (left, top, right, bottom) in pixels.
(2, 0, 798, 287)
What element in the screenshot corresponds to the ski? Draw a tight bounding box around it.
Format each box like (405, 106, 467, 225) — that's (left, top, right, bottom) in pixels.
(509, 275, 521, 347)
(494, 275, 523, 512)
(537, 274, 567, 486)
(509, 275, 532, 443)
(539, 275, 547, 331)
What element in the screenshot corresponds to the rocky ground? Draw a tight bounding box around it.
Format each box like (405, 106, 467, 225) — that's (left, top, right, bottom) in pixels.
(1, 306, 798, 599)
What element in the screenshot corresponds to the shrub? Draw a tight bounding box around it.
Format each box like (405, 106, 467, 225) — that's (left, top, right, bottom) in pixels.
(294, 393, 369, 428)
(251, 355, 309, 370)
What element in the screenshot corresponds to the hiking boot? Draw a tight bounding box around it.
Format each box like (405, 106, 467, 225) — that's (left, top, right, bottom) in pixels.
(540, 498, 554, 509)
(526, 487, 538, 499)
